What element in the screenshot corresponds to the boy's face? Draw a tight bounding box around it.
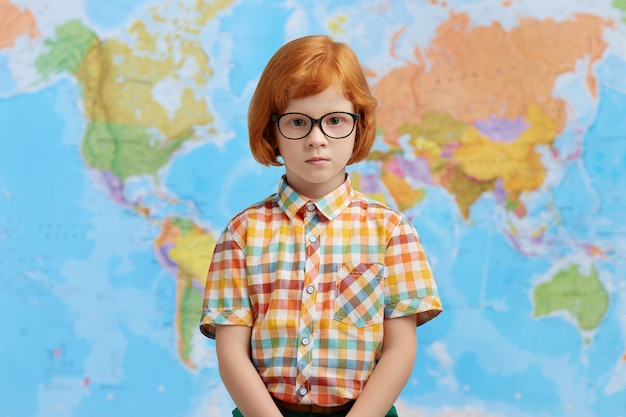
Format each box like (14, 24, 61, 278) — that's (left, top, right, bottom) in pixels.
(275, 86, 356, 199)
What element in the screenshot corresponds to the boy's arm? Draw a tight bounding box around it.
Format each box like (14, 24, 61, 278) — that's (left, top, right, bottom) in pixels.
(215, 325, 283, 417)
(346, 314, 418, 417)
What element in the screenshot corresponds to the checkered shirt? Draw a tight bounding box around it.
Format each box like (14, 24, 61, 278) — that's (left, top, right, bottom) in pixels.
(200, 175, 442, 406)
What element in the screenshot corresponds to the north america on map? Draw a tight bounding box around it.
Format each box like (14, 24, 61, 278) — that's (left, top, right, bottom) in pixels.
(1, 0, 625, 416)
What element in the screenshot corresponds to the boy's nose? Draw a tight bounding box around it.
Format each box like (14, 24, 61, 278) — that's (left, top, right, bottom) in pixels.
(305, 124, 328, 147)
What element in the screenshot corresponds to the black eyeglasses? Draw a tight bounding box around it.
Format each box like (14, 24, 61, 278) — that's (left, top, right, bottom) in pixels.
(271, 112, 360, 140)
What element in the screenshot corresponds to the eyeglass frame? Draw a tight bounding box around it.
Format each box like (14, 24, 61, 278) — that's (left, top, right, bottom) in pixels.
(271, 111, 361, 140)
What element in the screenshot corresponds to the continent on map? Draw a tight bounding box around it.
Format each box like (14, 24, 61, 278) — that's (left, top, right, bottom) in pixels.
(533, 264, 609, 335)
(35, 19, 213, 187)
(0, 0, 39, 50)
(370, 12, 610, 218)
(156, 217, 217, 367)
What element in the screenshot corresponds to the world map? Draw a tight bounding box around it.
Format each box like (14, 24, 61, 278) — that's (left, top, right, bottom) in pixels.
(1, 0, 626, 416)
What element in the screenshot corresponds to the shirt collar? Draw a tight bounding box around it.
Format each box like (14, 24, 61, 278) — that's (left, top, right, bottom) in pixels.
(276, 175, 354, 220)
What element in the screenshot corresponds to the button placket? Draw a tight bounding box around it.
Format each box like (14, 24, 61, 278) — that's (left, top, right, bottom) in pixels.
(296, 204, 320, 396)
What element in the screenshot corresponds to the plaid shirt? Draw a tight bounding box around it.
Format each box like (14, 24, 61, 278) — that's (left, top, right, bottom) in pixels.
(200, 176, 442, 406)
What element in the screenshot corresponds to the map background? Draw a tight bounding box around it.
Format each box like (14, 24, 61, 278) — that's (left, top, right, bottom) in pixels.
(1, 0, 626, 416)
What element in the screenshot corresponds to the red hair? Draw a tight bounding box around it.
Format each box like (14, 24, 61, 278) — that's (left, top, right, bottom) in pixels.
(248, 35, 378, 166)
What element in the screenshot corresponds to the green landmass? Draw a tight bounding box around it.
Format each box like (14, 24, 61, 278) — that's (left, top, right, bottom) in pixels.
(82, 121, 184, 180)
(614, 0, 626, 23)
(403, 111, 468, 148)
(534, 264, 609, 331)
(35, 20, 96, 77)
(171, 217, 195, 235)
(180, 281, 204, 366)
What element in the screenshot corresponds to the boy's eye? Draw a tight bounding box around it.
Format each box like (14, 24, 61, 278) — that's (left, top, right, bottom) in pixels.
(291, 118, 306, 127)
(327, 116, 342, 126)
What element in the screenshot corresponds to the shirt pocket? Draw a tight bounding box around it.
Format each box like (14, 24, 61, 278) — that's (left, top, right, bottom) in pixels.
(333, 262, 384, 328)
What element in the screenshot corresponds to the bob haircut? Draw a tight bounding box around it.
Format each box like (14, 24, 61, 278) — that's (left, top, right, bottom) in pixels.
(248, 35, 378, 166)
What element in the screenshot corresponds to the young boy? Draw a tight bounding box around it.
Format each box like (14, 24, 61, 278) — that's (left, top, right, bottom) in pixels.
(200, 35, 442, 417)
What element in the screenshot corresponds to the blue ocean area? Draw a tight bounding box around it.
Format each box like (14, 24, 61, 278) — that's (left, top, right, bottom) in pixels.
(0, 81, 93, 268)
(459, 352, 560, 415)
(84, 0, 150, 29)
(72, 326, 213, 417)
(596, 53, 626, 92)
(582, 87, 626, 221)
(217, 2, 292, 96)
(550, 159, 598, 242)
(166, 108, 280, 231)
(0, 283, 91, 417)
(549, 86, 625, 246)
(0, 55, 15, 94)
(0, 77, 210, 417)
(0, 82, 93, 415)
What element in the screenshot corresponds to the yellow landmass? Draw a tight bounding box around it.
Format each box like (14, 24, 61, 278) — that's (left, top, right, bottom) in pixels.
(72, 1, 236, 142)
(147, 0, 234, 27)
(381, 169, 425, 212)
(374, 12, 610, 146)
(328, 15, 348, 37)
(129, 20, 212, 88)
(384, 112, 487, 216)
(167, 228, 216, 283)
(76, 37, 213, 140)
(454, 103, 558, 193)
(179, 39, 214, 87)
(408, 136, 442, 161)
(404, 111, 467, 160)
(453, 104, 558, 214)
(350, 172, 391, 207)
(156, 217, 216, 283)
(129, 20, 158, 53)
(447, 168, 496, 219)
(0, 0, 39, 50)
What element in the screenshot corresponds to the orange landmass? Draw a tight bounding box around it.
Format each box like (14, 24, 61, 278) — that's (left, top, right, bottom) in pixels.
(374, 12, 611, 147)
(588, 244, 606, 259)
(390, 26, 406, 59)
(154, 216, 181, 247)
(0, 0, 39, 49)
(380, 169, 425, 212)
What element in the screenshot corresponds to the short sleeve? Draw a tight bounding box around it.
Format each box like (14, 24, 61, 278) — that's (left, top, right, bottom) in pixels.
(383, 216, 442, 326)
(199, 226, 254, 339)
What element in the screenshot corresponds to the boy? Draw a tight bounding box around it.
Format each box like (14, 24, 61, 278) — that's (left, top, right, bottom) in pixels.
(200, 35, 442, 417)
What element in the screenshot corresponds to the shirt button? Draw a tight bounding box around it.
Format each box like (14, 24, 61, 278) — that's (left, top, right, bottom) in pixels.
(306, 203, 315, 212)
(298, 386, 308, 396)
(308, 235, 317, 243)
(302, 337, 310, 346)
(305, 285, 315, 294)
